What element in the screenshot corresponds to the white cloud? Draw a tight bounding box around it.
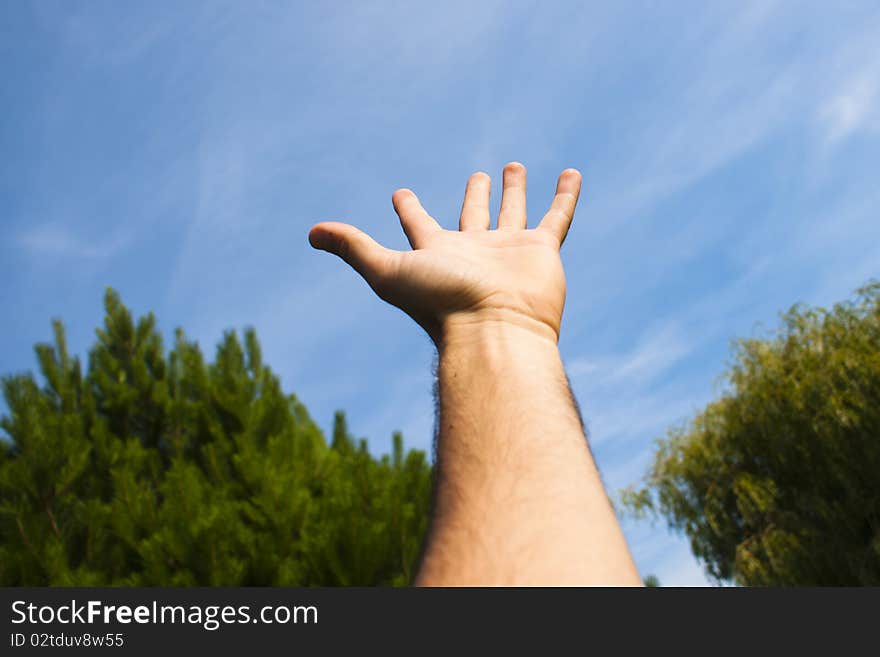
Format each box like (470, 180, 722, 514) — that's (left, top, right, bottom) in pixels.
(820, 73, 880, 144)
(19, 223, 129, 260)
(33, 3, 181, 68)
(569, 325, 689, 388)
(566, 321, 705, 449)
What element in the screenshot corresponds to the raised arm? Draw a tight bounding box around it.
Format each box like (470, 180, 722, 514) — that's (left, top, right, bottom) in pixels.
(309, 163, 641, 585)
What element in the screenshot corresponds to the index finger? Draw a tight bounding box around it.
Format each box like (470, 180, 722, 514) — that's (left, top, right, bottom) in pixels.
(538, 168, 582, 245)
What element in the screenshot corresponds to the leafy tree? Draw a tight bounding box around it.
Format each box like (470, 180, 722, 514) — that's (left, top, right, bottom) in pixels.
(623, 282, 880, 586)
(0, 289, 432, 585)
(643, 574, 660, 587)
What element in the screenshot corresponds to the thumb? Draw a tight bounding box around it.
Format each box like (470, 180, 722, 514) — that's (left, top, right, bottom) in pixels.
(309, 221, 395, 286)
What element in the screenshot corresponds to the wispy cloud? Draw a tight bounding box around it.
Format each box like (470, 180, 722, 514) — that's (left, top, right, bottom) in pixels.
(568, 325, 689, 388)
(820, 72, 880, 144)
(19, 223, 129, 260)
(33, 2, 183, 68)
(566, 320, 709, 451)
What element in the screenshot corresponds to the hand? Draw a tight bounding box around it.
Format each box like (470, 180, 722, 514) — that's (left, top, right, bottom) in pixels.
(308, 163, 582, 346)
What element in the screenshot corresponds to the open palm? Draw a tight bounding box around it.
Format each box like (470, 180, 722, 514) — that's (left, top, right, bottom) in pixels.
(309, 163, 582, 344)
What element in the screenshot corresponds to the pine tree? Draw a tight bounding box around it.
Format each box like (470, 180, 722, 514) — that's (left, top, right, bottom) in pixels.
(0, 289, 433, 585)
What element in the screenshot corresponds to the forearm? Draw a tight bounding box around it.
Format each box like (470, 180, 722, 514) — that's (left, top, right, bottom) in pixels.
(416, 318, 641, 586)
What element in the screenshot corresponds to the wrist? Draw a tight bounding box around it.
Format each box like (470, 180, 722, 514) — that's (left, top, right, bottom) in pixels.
(436, 308, 561, 354)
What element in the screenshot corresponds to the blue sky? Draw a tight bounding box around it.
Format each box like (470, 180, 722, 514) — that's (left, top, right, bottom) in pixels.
(2, 1, 879, 585)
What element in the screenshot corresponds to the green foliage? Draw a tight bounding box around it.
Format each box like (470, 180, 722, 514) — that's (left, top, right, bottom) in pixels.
(643, 574, 660, 587)
(0, 289, 432, 585)
(622, 281, 880, 586)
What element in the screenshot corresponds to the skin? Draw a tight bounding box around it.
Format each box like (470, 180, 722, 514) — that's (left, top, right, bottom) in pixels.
(309, 162, 641, 586)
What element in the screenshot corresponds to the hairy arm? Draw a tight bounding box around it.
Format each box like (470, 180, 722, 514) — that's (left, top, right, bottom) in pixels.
(422, 319, 638, 584)
(310, 163, 641, 585)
